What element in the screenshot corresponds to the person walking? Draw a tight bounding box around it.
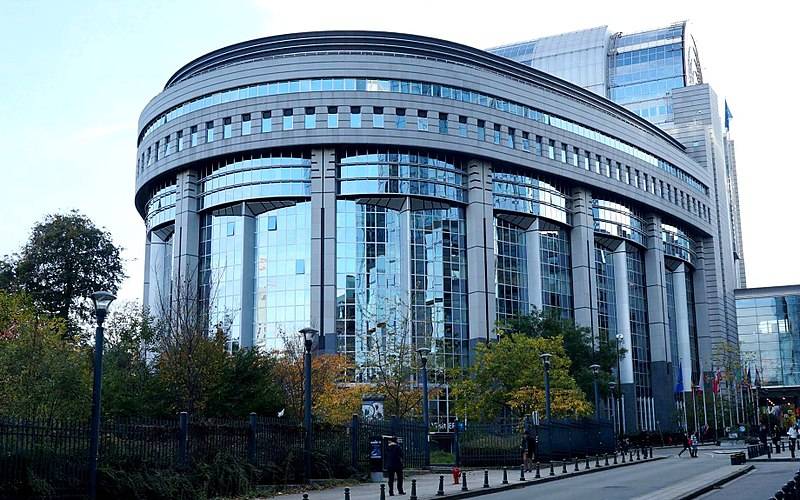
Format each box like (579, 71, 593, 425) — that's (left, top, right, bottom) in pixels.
(690, 432, 699, 458)
(525, 427, 537, 472)
(788, 424, 798, 459)
(678, 433, 691, 457)
(385, 436, 405, 496)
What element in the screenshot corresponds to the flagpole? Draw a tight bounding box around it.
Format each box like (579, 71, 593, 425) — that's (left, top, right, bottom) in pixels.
(712, 388, 719, 443)
(691, 384, 698, 434)
(702, 380, 708, 428)
(682, 391, 688, 432)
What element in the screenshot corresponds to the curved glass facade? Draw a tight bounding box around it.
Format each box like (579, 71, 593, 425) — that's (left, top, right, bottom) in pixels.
(626, 248, 651, 407)
(493, 170, 569, 224)
(662, 223, 696, 264)
(199, 154, 311, 210)
(595, 244, 618, 343)
(593, 199, 646, 246)
(540, 228, 573, 319)
(145, 184, 177, 230)
(338, 149, 466, 203)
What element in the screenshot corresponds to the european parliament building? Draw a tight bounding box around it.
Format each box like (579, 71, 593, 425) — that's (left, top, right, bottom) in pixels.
(137, 25, 744, 433)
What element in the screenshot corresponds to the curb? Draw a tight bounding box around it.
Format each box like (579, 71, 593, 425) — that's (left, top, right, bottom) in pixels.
(677, 464, 754, 499)
(426, 456, 667, 499)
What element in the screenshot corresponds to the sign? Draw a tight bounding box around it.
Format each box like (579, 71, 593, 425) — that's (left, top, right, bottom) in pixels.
(362, 394, 385, 421)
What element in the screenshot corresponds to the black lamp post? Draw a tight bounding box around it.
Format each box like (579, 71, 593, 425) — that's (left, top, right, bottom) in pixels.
(590, 364, 601, 421)
(609, 381, 618, 433)
(88, 291, 115, 500)
(417, 346, 431, 467)
(540, 353, 552, 421)
(615, 333, 624, 433)
(300, 326, 318, 483)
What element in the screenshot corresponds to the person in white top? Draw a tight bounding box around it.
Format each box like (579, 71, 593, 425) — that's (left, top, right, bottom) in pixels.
(787, 424, 798, 458)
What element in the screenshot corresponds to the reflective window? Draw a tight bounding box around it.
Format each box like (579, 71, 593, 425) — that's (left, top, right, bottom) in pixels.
(304, 107, 316, 129)
(145, 182, 177, 230)
(350, 106, 361, 128)
(495, 218, 528, 320)
(592, 198, 646, 246)
(262, 111, 272, 133)
(477, 120, 486, 141)
(163, 136, 170, 157)
(417, 110, 428, 131)
(662, 223, 696, 264)
(191, 125, 198, 147)
(223, 117, 232, 139)
(327, 106, 338, 128)
(595, 244, 618, 344)
(177, 130, 184, 152)
(395, 108, 406, 129)
(206, 121, 215, 142)
(626, 247, 652, 426)
(241, 113, 252, 135)
(522, 131, 530, 151)
(493, 124, 501, 145)
(372, 106, 384, 128)
(547, 139, 555, 160)
(283, 109, 293, 130)
(458, 116, 467, 138)
(439, 113, 448, 135)
(540, 228, 572, 319)
(493, 169, 569, 224)
(737, 294, 800, 387)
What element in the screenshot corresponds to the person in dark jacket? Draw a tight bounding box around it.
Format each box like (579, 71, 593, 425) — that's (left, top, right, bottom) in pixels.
(385, 436, 405, 496)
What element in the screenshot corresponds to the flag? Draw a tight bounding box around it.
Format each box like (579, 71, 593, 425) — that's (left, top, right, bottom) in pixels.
(675, 361, 685, 395)
(724, 100, 733, 130)
(712, 366, 721, 394)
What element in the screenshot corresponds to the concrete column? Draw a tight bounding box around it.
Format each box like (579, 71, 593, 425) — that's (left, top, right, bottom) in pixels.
(239, 205, 256, 349)
(612, 241, 637, 433)
(525, 220, 543, 312)
(172, 170, 200, 297)
(143, 230, 152, 311)
(673, 263, 693, 394)
(643, 214, 673, 432)
(465, 160, 496, 352)
(569, 188, 599, 341)
(310, 148, 338, 353)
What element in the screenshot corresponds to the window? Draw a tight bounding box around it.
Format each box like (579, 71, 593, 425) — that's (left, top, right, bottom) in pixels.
(226, 221, 236, 237)
(163, 135, 170, 156)
(146, 146, 151, 165)
(625, 166, 631, 184)
(560, 143, 567, 163)
(522, 131, 530, 151)
(295, 259, 305, 274)
(634, 170, 640, 188)
(350, 106, 361, 128)
(177, 130, 184, 152)
(477, 120, 486, 141)
(535, 135, 543, 156)
(241, 113, 252, 135)
(458, 116, 468, 137)
(493, 123, 501, 144)
(572, 147, 579, 167)
(548, 140, 555, 160)
(267, 215, 278, 231)
(206, 121, 215, 142)
(396, 108, 406, 129)
(326, 106, 338, 128)
(372, 106, 384, 128)
(283, 109, 293, 130)
(439, 113, 448, 134)
(154, 140, 159, 161)
(605, 158, 611, 177)
(223, 117, 232, 138)
(594, 154, 601, 174)
(262, 111, 272, 133)
(507, 127, 515, 148)
(191, 125, 198, 147)
(417, 110, 428, 131)
(615, 162, 622, 181)
(583, 150, 590, 170)
(304, 107, 316, 129)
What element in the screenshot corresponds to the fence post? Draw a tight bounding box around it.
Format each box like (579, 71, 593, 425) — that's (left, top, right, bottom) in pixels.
(351, 414, 360, 471)
(248, 412, 257, 466)
(178, 411, 189, 469)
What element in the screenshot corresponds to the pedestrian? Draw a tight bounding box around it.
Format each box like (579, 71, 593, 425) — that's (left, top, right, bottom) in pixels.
(526, 427, 537, 472)
(385, 436, 405, 496)
(759, 424, 768, 446)
(678, 433, 691, 457)
(772, 425, 781, 453)
(788, 424, 798, 459)
(691, 432, 699, 458)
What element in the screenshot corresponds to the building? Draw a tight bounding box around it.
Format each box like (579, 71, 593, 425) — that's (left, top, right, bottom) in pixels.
(490, 20, 747, 416)
(137, 31, 725, 433)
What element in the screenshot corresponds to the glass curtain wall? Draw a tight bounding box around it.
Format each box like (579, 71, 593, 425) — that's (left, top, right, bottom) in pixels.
(495, 218, 529, 321)
(686, 271, 699, 381)
(147, 230, 174, 313)
(594, 244, 617, 342)
(540, 228, 573, 319)
(626, 247, 652, 428)
(665, 270, 680, 372)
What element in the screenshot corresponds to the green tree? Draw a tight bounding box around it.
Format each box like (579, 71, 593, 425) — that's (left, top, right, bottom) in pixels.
(206, 347, 286, 418)
(498, 309, 620, 401)
(452, 334, 592, 421)
(0, 291, 91, 419)
(0, 256, 16, 291)
(13, 211, 125, 335)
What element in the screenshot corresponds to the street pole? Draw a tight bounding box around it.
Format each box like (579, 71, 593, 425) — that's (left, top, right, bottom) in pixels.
(88, 291, 115, 500)
(300, 327, 318, 483)
(712, 389, 719, 443)
(615, 333, 624, 434)
(691, 384, 698, 434)
(417, 347, 431, 468)
(590, 364, 601, 421)
(541, 353, 552, 421)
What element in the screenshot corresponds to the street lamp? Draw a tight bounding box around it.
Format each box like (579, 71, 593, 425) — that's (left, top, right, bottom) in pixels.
(614, 333, 624, 434)
(540, 353, 552, 421)
(417, 346, 431, 468)
(299, 326, 318, 483)
(590, 364, 601, 421)
(88, 291, 115, 500)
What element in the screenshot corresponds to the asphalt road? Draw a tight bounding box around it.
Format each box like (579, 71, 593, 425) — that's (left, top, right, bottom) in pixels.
(698, 460, 799, 499)
(474, 449, 745, 500)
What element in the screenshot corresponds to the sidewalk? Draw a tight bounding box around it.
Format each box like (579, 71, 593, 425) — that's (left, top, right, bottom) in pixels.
(257, 454, 663, 499)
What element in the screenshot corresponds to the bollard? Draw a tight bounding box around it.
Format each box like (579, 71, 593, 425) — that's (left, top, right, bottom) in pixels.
(549, 461, 555, 476)
(535, 462, 541, 479)
(585, 456, 590, 470)
(344, 487, 350, 500)
(605, 454, 609, 466)
(303, 495, 309, 500)
(562, 460, 568, 474)
(621, 451, 626, 463)
(595, 455, 600, 468)
(636, 448, 641, 460)
(461, 470, 468, 491)
(520, 463, 526, 481)
(410, 479, 418, 500)
(650, 446, 654, 459)
(630, 450, 634, 462)
(574, 458, 579, 472)
(380, 484, 386, 500)
(502, 467, 508, 484)
(436, 475, 445, 496)
(483, 469, 490, 488)
(613, 452, 618, 465)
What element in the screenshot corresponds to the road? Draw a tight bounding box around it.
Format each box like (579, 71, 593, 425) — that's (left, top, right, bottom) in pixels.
(698, 460, 799, 499)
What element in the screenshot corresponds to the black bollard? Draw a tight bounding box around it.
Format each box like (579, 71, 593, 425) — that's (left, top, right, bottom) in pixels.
(410, 479, 418, 500)
(562, 460, 568, 474)
(585, 456, 590, 470)
(520, 463, 526, 481)
(574, 458, 579, 472)
(621, 451, 626, 463)
(630, 450, 634, 462)
(613, 452, 618, 464)
(605, 454, 609, 466)
(344, 487, 350, 500)
(502, 467, 508, 484)
(535, 462, 541, 479)
(549, 461, 555, 476)
(595, 455, 600, 468)
(483, 469, 490, 488)
(636, 448, 641, 460)
(462, 470, 468, 491)
(650, 446, 654, 458)
(380, 484, 386, 500)
(436, 475, 445, 496)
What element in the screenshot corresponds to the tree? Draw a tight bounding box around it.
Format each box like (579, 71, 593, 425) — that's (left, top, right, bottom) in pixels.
(206, 347, 286, 418)
(0, 256, 16, 291)
(0, 291, 91, 419)
(452, 334, 592, 421)
(498, 309, 620, 401)
(13, 211, 124, 335)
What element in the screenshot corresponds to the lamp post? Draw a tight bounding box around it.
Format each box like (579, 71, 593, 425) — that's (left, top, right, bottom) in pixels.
(540, 353, 552, 421)
(88, 291, 115, 500)
(615, 333, 624, 434)
(300, 326, 318, 483)
(417, 346, 431, 467)
(590, 364, 601, 421)
(609, 381, 617, 433)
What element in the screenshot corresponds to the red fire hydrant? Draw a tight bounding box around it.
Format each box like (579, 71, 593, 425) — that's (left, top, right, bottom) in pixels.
(452, 467, 461, 484)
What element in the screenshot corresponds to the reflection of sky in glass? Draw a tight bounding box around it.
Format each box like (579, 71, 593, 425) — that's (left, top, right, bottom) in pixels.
(627, 247, 651, 427)
(595, 244, 617, 344)
(540, 229, 572, 319)
(737, 295, 800, 386)
(495, 218, 528, 320)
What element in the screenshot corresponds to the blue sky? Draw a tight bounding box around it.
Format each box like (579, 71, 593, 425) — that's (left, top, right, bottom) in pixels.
(1, 0, 796, 302)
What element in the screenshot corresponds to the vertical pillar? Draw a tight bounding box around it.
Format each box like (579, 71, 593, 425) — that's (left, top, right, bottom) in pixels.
(644, 215, 673, 432)
(525, 220, 543, 312)
(673, 263, 693, 397)
(310, 148, 338, 353)
(143, 229, 152, 310)
(172, 170, 200, 299)
(612, 241, 637, 433)
(569, 188, 599, 342)
(465, 160, 495, 352)
(239, 204, 256, 348)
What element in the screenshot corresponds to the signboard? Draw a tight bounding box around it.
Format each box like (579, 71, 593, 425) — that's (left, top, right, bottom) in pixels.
(362, 394, 385, 421)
